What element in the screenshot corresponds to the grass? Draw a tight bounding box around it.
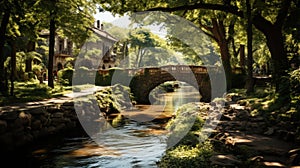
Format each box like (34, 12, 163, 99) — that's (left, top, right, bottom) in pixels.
(158, 103, 214, 168)
(158, 142, 213, 168)
(227, 85, 300, 125)
(0, 80, 73, 106)
(159, 85, 299, 167)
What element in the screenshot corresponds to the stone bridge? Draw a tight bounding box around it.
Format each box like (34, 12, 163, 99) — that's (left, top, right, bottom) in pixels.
(97, 65, 220, 104)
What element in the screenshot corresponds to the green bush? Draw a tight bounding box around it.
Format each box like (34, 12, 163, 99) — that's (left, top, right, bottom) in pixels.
(58, 67, 74, 86)
(158, 102, 214, 167)
(290, 68, 300, 96)
(95, 68, 126, 86)
(158, 142, 213, 168)
(94, 84, 134, 115)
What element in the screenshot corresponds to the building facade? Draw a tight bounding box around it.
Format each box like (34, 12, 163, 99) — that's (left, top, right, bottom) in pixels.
(38, 20, 118, 75)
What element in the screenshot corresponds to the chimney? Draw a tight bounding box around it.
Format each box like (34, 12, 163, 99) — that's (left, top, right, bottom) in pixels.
(96, 20, 100, 29)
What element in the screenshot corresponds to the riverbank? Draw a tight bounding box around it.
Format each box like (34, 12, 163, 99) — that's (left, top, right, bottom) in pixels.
(0, 85, 119, 153)
(0, 97, 79, 152)
(158, 95, 300, 167)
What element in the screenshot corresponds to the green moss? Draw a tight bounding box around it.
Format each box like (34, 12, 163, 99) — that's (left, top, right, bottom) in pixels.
(158, 141, 213, 168)
(94, 84, 134, 114)
(158, 102, 214, 167)
(57, 67, 74, 86)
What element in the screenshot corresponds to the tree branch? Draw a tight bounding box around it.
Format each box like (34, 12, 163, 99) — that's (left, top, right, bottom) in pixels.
(201, 29, 218, 42)
(145, 3, 244, 18)
(275, 0, 292, 27)
(198, 20, 213, 33)
(252, 15, 273, 34)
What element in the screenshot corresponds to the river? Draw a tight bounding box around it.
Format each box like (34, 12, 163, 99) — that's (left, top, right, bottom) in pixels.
(2, 83, 200, 168)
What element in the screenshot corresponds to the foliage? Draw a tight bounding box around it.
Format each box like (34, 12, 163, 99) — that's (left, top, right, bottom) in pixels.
(0, 0, 101, 95)
(290, 68, 300, 96)
(160, 81, 178, 92)
(57, 67, 74, 86)
(165, 102, 208, 149)
(128, 28, 162, 67)
(99, 0, 299, 100)
(158, 141, 213, 168)
(95, 67, 127, 86)
(0, 81, 64, 106)
(94, 84, 134, 114)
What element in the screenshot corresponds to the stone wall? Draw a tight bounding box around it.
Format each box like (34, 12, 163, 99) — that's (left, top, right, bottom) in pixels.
(0, 101, 79, 152)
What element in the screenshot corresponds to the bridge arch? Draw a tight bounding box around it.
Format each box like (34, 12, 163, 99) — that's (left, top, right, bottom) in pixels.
(128, 65, 212, 104)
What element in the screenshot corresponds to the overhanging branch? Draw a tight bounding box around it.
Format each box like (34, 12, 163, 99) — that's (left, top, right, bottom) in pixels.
(145, 3, 244, 18)
(275, 0, 292, 27)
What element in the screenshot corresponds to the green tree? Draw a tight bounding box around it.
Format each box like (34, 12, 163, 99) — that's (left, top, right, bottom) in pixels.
(0, 0, 98, 92)
(245, 0, 254, 93)
(0, 0, 40, 95)
(32, 0, 97, 88)
(99, 0, 297, 103)
(0, 0, 16, 96)
(128, 28, 156, 67)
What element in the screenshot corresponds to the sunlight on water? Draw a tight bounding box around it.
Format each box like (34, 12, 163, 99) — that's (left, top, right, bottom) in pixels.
(28, 83, 200, 168)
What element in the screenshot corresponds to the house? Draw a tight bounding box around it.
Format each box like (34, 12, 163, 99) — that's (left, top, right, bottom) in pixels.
(91, 20, 118, 69)
(37, 20, 119, 78)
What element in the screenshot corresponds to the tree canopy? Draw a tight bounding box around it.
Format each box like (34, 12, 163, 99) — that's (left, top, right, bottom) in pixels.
(99, 0, 300, 104)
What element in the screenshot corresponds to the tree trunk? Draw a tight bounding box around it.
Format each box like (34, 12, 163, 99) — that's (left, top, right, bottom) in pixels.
(265, 27, 290, 102)
(138, 49, 146, 67)
(246, 0, 254, 94)
(25, 41, 35, 72)
(219, 41, 232, 90)
(10, 41, 16, 96)
(135, 47, 141, 68)
(0, 10, 10, 95)
(209, 18, 232, 90)
(48, 15, 55, 88)
(0, 11, 10, 96)
(239, 44, 245, 69)
(25, 59, 32, 72)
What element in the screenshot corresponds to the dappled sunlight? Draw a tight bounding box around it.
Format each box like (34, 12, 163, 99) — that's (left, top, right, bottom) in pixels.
(131, 129, 169, 136)
(263, 161, 285, 167)
(65, 143, 121, 158)
(121, 105, 172, 122)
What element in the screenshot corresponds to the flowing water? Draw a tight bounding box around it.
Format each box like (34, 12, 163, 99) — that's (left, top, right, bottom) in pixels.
(3, 83, 200, 168)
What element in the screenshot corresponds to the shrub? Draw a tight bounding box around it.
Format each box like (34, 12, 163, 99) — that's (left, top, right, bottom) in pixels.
(290, 68, 300, 96)
(94, 84, 134, 115)
(158, 141, 213, 168)
(58, 67, 74, 86)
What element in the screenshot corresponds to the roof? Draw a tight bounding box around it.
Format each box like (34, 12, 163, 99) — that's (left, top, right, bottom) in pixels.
(91, 27, 118, 42)
(38, 27, 119, 43)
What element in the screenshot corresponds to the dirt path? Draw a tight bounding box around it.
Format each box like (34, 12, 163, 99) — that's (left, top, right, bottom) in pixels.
(209, 102, 300, 167)
(0, 86, 107, 114)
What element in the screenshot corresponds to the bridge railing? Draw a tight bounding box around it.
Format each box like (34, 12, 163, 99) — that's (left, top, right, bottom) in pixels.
(97, 65, 211, 77)
(160, 65, 208, 74)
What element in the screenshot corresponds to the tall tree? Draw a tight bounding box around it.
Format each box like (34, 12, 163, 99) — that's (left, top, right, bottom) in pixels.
(9, 41, 16, 96)
(0, 1, 11, 96)
(167, 9, 237, 90)
(34, 0, 97, 88)
(99, 0, 295, 103)
(128, 28, 156, 67)
(48, 5, 56, 88)
(245, 0, 254, 93)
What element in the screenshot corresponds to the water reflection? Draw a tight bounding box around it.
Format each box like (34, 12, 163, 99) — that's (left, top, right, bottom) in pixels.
(19, 82, 201, 168)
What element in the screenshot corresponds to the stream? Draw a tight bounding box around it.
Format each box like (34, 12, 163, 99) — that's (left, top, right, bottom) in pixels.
(2, 83, 200, 168)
